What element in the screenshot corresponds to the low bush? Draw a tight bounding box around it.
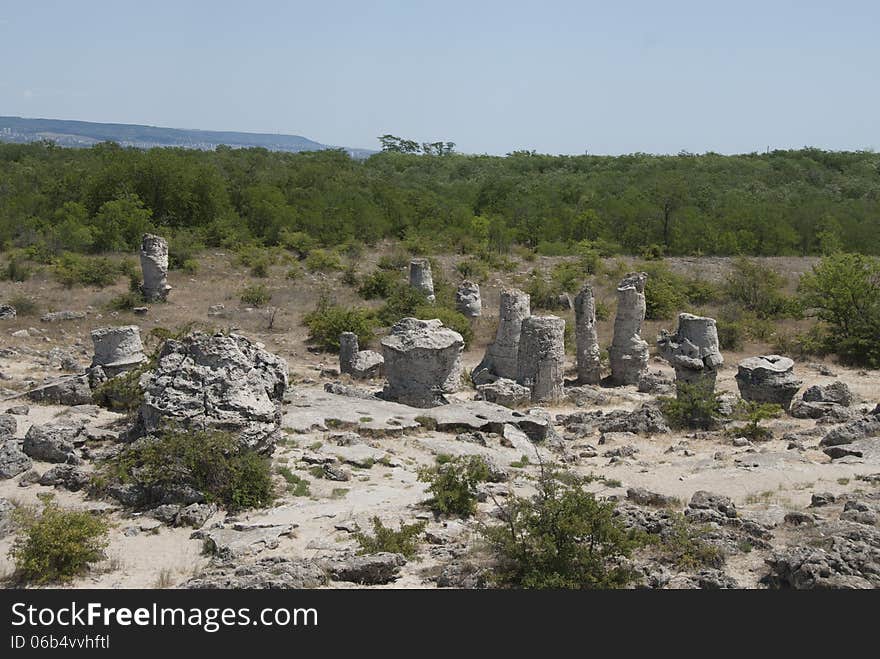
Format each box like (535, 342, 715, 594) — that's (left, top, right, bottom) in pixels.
(54, 253, 123, 288)
(659, 382, 724, 430)
(358, 269, 398, 299)
(724, 257, 793, 318)
(481, 467, 644, 589)
(304, 295, 377, 351)
(727, 400, 782, 442)
(106, 291, 145, 312)
(9, 495, 110, 584)
(418, 455, 489, 517)
(304, 248, 343, 273)
(455, 259, 490, 282)
(102, 430, 274, 511)
(1, 255, 33, 282)
(91, 366, 148, 413)
(355, 517, 426, 559)
(240, 284, 272, 307)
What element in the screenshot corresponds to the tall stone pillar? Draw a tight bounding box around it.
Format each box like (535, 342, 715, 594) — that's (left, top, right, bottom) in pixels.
(409, 259, 435, 302)
(516, 315, 565, 404)
(657, 313, 723, 394)
(140, 234, 171, 302)
(609, 272, 648, 386)
(574, 285, 601, 384)
(472, 288, 530, 383)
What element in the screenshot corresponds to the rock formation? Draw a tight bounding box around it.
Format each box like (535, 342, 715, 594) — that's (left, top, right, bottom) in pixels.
(516, 315, 565, 404)
(657, 313, 724, 393)
(573, 285, 601, 384)
(90, 325, 147, 378)
(140, 233, 171, 302)
(609, 272, 649, 386)
(380, 318, 463, 407)
(408, 258, 435, 302)
(735, 355, 803, 411)
(338, 332, 384, 379)
(472, 288, 530, 383)
(133, 332, 289, 453)
(455, 280, 481, 318)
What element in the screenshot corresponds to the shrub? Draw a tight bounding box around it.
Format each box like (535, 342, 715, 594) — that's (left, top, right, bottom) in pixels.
(724, 258, 791, 318)
(1, 255, 33, 282)
(418, 455, 489, 517)
(355, 517, 426, 559)
(91, 366, 148, 413)
(106, 291, 145, 312)
(659, 382, 724, 430)
(279, 229, 317, 258)
(640, 262, 719, 320)
(304, 248, 343, 273)
(652, 513, 724, 570)
(728, 400, 782, 441)
(240, 284, 271, 307)
(377, 284, 425, 325)
(277, 466, 310, 497)
(455, 259, 490, 282)
(341, 264, 359, 287)
(358, 269, 398, 299)
(377, 250, 409, 271)
(303, 295, 377, 351)
(797, 253, 880, 368)
(6, 294, 39, 316)
(715, 319, 745, 351)
(54, 253, 122, 288)
(9, 495, 110, 584)
(481, 467, 644, 589)
(103, 430, 274, 511)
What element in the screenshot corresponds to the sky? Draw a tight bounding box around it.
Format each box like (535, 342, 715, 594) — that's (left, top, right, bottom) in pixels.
(1, 1, 877, 155)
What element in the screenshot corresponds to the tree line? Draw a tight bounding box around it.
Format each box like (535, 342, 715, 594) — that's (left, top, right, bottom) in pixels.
(0, 140, 878, 258)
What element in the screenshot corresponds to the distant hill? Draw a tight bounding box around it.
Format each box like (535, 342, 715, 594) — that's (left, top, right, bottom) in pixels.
(0, 116, 376, 158)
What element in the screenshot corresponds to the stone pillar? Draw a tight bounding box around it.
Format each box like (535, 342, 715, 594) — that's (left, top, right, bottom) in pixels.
(380, 318, 463, 407)
(90, 325, 146, 378)
(574, 285, 601, 384)
(409, 259, 435, 302)
(339, 332, 359, 376)
(609, 272, 649, 386)
(140, 234, 171, 302)
(657, 313, 723, 394)
(455, 280, 482, 318)
(473, 288, 530, 383)
(516, 315, 565, 404)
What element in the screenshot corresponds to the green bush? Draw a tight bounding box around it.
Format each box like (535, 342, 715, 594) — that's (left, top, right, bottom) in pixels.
(240, 284, 272, 307)
(455, 259, 490, 282)
(1, 255, 33, 282)
(106, 291, 145, 312)
(103, 430, 274, 511)
(358, 269, 398, 299)
(279, 229, 317, 258)
(304, 295, 377, 351)
(651, 512, 724, 570)
(659, 382, 724, 430)
(91, 366, 148, 413)
(54, 253, 122, 288)
(728, 400, 782, 442)
(277, 466, 310, 497)
(377, 250, 409, 271)
(715, 319, 745, 351)
(304, 248, 343, 273)
(9, 495, 110, 584)
(724, 258, 792, 318)
(355, 517, 426, 559)
(418, 455, 489, 517)
(377, 284, 426, 325)
(641, 262, 720, 320)
(481, 467, 644, 589)
(414, 305, 474, 347)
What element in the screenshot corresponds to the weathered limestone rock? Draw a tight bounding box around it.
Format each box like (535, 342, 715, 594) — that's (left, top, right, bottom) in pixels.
(338, 332, 384, 380)
(475, 378, 531, 408)
(802, 381, 854, 407)
(133, 332, 289, 453)
(0, 305, 16, 319)
(27, 376, 92, 406)
(185, 557, 328, 589)
(380, 318, 463, 408)
(574, 285, 601, 385)
(22, 424, 79, 463)
(609, 272, 648, 386)
(473, 288, 530, 383)
(408, 258, 435, 302)
(41, 310, 85, 323)
(735, 355, 803, 411)
(455, 280, 482, 318)
(90, 325, 146, 378)
(140, 233, 171, 302)
(516, 315, 565, 404)
(0, 441, 32, 479)
(657, 313, 724, 393)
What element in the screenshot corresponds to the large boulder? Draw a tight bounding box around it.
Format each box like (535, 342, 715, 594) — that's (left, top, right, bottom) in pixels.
(133, 332, 288, 453)
(0, 441, 32, 479)
(455, 280, 482, 318)
(27, 375, 92, 406)
(380, 318, 463, 408)
(475, 378, 531, 408)
(22, 424, 80, 463)
(802, 381, 854, 407)
(734, 355, 803, 411)
(819, 405, 880, 448)
(90, 325, 146, 378)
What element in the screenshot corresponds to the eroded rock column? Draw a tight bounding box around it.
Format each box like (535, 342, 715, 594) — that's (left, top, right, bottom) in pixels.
(380, 318, 463, 407)
(455, 280, 482, 318)
(657, 313, 724, 394)
(338, 331, 384, 380)
(516, 315, 565, 404)
(735, 355, 803, 411)
(574, 285, 601, 384)
(609, 272, 648, 386)
(140, 234, 171, 302)
(90, 325, 146, 378)
(339, 332, 359, 375)
(473, 288, 530, 383)
(409, 259, 435, 302)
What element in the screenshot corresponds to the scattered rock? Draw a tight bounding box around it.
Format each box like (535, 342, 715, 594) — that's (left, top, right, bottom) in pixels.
(598, 404, 669, 435)
(0, 305, 16, 320)
(320, 552, 406, 585)
(27, 375, 93, 406)
(476, 378, 531, 408)
(198, 524, 293, 559)
(185, 557, 327, 589)
(627, 487, 678, 508)
(802, 381, 854, 406)
(37, 464, 90, 491)
(40, 310, 86, 323)
(22, 424, 80, 463)
(338, 332, 384, 380)
(0, 441, 32, 479)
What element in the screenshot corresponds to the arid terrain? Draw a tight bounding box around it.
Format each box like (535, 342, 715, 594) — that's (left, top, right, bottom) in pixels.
(0, 249, 877, 589)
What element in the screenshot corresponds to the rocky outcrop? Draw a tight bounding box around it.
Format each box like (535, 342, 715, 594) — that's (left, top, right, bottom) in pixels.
(41, 310, 86, 323)
(819, 405, 880, 448)
(319, 552, 406, 585)
(657, 313, 723, 392)
(381, 318, 463, 407)
(802, 381, 854, 407)
(574, 285, 601, 385)
(185, 557, 328, 589)
(0, 441, 32, 479)
(473, 288, 530, 383)
(22, 424, 80, 463)
(516, 315, 565, 403)
(338, 332, 384, 379)
(455, 280, 482, 318)
(38, 464, 90, 491)
(735, 355, 803, 411)
(408, 258, 435, 302)
(598, 405, 670, 435)
(140, 233, 171, 301)
(133, 332, 289, 453)
(476, 378, 531, 408)
(609, 272, 648, 386)
(90, 325, 146, 378)
(27, 376, 92, 406)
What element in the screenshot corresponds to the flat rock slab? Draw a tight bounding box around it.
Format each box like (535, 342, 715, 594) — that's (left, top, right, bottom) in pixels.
(198, 524, 292, 559)
(283, 389, 421, 434)
(734, 451, 814, 470)
(318, 444, 391, 468)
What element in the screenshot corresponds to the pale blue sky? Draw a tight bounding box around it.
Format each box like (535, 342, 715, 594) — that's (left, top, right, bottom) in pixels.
(1, 1, 877, 154)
